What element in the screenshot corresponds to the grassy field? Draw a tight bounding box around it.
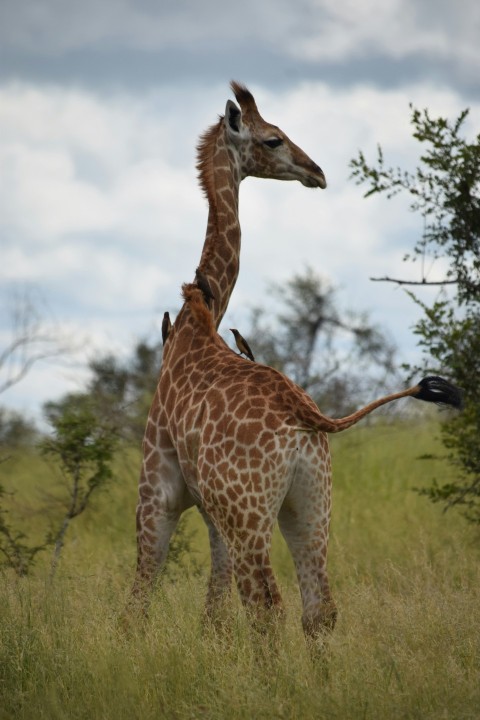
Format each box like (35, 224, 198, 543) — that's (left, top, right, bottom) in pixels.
(1, 418, 479, 719)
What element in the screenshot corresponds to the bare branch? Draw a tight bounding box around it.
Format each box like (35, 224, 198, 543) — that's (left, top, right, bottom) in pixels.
(0, 286, 72, 396)
(369, 275, 458, 286)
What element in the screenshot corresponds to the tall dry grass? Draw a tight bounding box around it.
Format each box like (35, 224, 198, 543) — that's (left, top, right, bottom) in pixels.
(1, 419, 479, 719)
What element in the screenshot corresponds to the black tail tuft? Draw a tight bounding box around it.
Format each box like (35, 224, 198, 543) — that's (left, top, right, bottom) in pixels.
(414, 376, 463, 409)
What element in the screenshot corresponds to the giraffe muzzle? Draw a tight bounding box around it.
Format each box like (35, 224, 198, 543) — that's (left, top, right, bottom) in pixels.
(301, 163, 327, 189)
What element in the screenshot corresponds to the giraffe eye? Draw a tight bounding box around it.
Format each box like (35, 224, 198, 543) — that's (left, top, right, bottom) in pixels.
(263, 138, 283, 149)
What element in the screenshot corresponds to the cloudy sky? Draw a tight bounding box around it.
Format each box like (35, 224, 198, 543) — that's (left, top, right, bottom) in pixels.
(1, 0, 479, 425)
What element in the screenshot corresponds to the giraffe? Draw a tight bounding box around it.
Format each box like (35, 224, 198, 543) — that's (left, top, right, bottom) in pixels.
(133, 83, 326, 612)
(191, 80, 325, 328)
(143, 284, 461, 640)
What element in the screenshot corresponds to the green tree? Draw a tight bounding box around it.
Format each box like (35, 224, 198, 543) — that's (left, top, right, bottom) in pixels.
(41, 395, 119, 577)
(246, 266, 398, 416)
(85, 338, 163, 444)
(0, 483, 48, 576)
(350, 106, 480, 521)
(0, 407, 37, 448)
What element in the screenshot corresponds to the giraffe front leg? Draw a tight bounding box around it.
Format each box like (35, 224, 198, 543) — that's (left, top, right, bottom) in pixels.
(130, 432, 192, 616)
(131, 494, 180, 610)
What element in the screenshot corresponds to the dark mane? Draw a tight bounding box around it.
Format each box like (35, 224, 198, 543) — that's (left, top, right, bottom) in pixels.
(196, 82, 258, 206)
(196, 117, 223, 209)
(181, 283, 216, 338)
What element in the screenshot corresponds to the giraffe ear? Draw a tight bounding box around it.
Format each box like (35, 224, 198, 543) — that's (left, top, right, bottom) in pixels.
(225, 99, 244, 138)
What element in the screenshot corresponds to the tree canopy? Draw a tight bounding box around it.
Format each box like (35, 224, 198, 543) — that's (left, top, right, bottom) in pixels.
(350, 105, 480, 521)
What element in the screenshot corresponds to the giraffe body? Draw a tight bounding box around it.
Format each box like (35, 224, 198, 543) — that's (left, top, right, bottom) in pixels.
(132, 83, 461, 642)
(137, 288, 461, 639)
(134, 83, 327, 628)
(142, 288, 336, 634)
(135, 285, 460, 638)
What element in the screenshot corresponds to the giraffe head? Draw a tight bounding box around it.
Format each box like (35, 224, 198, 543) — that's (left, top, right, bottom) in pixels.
(225, 81, 326, 189)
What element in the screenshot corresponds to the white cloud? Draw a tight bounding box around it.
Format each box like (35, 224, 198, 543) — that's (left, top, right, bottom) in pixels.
(0, 83, 206, 280)
(1, 77, 479, 422)
(275, 0, 480, 78)
(288, 0, 440, 61)
(1, 0, 479, 79)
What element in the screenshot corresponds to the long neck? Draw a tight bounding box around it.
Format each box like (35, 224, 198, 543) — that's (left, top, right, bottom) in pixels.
(196, 123, 241, 328)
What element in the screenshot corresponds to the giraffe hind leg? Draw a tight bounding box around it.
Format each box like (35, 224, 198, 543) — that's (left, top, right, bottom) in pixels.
(278, 483, 337, 642)
(197, 455, 283, 633)
(210, 513, 284, 630)
(199, 508, 233, 622)
(277, 435, 337, 642)
(230, 546, 285, 654)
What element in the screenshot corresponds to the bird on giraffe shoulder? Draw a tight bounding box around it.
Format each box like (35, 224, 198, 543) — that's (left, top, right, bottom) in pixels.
(230, 328, 255, 361)
(195, 267, 216, 307)
(162, 311, 172, 345)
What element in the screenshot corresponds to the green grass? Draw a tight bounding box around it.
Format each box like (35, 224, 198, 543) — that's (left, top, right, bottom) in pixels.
(1, 419, 479, 719)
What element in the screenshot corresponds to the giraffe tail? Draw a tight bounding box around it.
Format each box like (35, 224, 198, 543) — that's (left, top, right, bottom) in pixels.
(413, 376, 463, 409)
(308, 375, 463, 434)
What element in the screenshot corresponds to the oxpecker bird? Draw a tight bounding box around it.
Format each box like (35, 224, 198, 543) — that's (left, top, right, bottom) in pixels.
(162, 311, 172, 345)
(195, 267, 216, 307)
(230, 328, 255, 361)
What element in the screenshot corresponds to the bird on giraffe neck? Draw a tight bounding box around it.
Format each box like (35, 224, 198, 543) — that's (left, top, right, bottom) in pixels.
(230, 328, 255, 361)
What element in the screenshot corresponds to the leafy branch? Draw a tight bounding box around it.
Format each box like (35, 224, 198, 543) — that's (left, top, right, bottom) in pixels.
(40, 396, 119, 578)
(350, 105, 480, 522)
